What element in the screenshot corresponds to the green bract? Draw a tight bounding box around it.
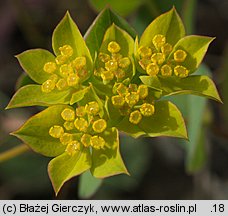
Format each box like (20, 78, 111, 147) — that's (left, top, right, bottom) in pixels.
(7, 8, 222, 195)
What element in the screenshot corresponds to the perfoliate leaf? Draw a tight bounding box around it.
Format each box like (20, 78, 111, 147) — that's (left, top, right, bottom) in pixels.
(140, 75, 222, 103)
(91, 128, 129, 178)
(139, 7, 185, 47)
(85, 7, 137, 58)
(52, 12, 93, 70)
(6, 85, 72, 109)
(116, 101, 187, 139)
(170, 35, 214, 73)
(16, 49, 55, 84)
(48, 148, 91, 195)
(78, 170, 102, 199)
(12, 105, 69, 157)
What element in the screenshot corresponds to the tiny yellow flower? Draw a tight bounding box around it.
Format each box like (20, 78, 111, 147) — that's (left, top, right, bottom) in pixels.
(90, 136, 105, 149)
(118, 57, 131, 69)
(146, 63, 159, 76)
(59, 64, 73, 77)
(111, 95, 125, 107)
(137, 85, 148, 99)
(67, 74, 79, 87)
(43, 62, 57, 73)
(117, 83, 128, 96)
(85, 101, 100, 115)
(151, 53, 165, 65)
(56, 78, 67, 90)
(161, 43, 173, 55)
(92, 119, 107, 133)
(174, 65, 189, 78)
(101, 70, 114, 81)
(61, 108, 75, 121)
(59, 45, 73, 57)
(60, 133, 73, 145)
(107, 41, 121, 53)
(98, 52, 110, 63)
(72, 56, 86, 70)
(105, 60, 118, 71)
(152, 34, 166, 49)
(63, 121, 75, 131)
(174, 49, 187, 63)
(76, 106, 86, 117)
(140, 103, 155, 116)
(138, 46, 152, 58)
(65, 140, 81, 156)
(81, 134, 91, 147)
(55, 54, 68, 65)
(74, 118, 88, 132)
(128, 84, 138, 92)
(41, 79, 56, 93)
(49, 125, 64, 138)
(125, 92, 139, 107)
(161, 64, 172, 77)
(129, 110, 142, 124)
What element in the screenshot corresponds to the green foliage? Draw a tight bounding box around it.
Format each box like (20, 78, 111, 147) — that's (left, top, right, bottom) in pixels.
(6, 8, 221, 195)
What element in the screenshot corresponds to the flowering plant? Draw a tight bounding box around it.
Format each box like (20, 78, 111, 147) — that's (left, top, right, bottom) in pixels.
(7, 8, 221, 195)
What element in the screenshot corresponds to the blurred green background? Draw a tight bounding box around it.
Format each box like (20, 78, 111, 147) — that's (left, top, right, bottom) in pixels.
(0, 0, 228, 199)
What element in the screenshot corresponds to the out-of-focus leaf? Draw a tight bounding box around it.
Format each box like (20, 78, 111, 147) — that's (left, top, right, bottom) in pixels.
(16, 49, 55, 84)
(15, 73, 35, 90)
(85, 8, 137, 58)
(140, 75, 222, 103)
(91, 128, 128, 178)
(89, 0, 144, 17)
(78, 170, 102, 198)
(48, 148, 91, 195)
(6, 85, 72, 109)
(12, 105, 68, 157)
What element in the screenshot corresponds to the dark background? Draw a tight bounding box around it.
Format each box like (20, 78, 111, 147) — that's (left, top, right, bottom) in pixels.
(0, 0, 228, 199)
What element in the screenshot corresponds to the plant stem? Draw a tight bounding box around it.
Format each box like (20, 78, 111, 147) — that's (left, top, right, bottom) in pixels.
(0, 144, 30, 163)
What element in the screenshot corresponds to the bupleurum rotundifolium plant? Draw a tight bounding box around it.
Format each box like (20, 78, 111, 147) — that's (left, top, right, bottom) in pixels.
(7, 8, 222, 194)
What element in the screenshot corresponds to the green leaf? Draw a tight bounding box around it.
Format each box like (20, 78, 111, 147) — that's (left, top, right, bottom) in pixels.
(89, 0, 144, 17)
(116, 101, 187, 139)
(140, 75, 222, 102)
(11, 105, 69, 157)
(48, 148, 91, 195)
(78, 170, 102, 199)
(52, 12, 92, 69)
(70, 87, 90, 105)
(15, 73, 35, 90)
(139, 7, 185, 47)
(6, 85, 73, 109)
(85, 8, 137, 58)
(170, 35, 214, 73)
(16, 49, 56, 84)
(91, 128, 129, 178)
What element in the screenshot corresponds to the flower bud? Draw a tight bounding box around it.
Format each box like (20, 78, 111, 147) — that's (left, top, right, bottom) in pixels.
(92, 119, 107, 133)
(49, 125, 64, 138)
(129, 110, 142, 124)
(108, 41, 121, 53)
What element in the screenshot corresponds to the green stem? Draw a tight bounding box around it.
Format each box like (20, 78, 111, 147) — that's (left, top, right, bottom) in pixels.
(0, 144, 30, 163)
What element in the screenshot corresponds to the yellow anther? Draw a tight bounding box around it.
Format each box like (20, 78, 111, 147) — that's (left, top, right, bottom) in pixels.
(55, 54, 68, 65)
(41, 79, 56, 93)
(119, 105, 131, 116)
(85, 101, 100, 115)
(105, 60, 118, 71)
(129, 110, 142, 124)
(65, 141, 80, 156)
(117, 83, 128, 96)
(140, 103, 155, 116)
(90, 136, 105, 149)
(59, 45, 73, 57)
(107, 41, 121, 53)
(112, 53, 122, 61)
(72, 57, 86, 70)
(174, 49, 187, 62)
(49, 125, 64, 138)
(138, 46, 152, 58)
(139, 58, 151, 70)
(92, 119, 107, 133)
(128, 84, 138, 92)
(98, 52, 110, 63)
(137, 85, 148, 99)
(114, 68, 126, 80)
(56, 78, 67, 90)
(81, 134, 91, 147)
(61, 108, 75, 121)
(60, 133, 73, 145)
(111, 95, 125, 107)
(118, 57, 131, 69)
(43, 62, 57, 73)
(60, 64, 73, 77)
(146, 63, 159, 76)
(161, 43, 173, 55)
(151, 53, 165, 65)
(63, 121, 75, 131)
(76, 106, 86, 117)
(74, 118, 88, 132)
(101, 70, 114, 82)
(67, 74, 79, 87)
(125, 92, 139, 107)
(152, 34, 166, 49)
(161, 64, 172, 76)
(174, 65, 189, 78)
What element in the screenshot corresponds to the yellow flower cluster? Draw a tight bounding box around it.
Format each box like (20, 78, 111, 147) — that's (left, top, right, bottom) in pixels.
(41, 45, 89, 93)
(111, 83, 155, 125)
(94, 41, 131, 83)
(138, 34, 189, 78)
(49, 101, 107, 156)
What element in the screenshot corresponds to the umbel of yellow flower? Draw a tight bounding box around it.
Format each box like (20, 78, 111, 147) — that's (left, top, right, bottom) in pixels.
(41, 45, 89, 93)
(95, 40, 132, 84)
(111, 83, 155, 125)
(48, 101, 108, 156)
(137, 34, 189, 78)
